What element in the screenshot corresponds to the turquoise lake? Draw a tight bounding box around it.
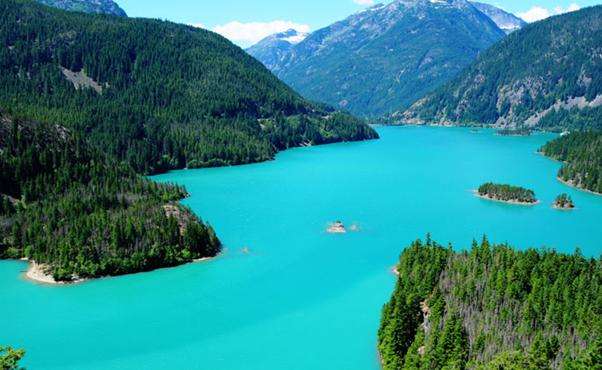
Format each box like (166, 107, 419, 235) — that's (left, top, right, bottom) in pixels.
(1, 126, 601, 369)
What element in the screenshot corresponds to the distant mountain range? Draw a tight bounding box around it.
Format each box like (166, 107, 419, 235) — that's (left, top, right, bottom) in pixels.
(248, 0, 519, 117)
(246, 29, 308, 72)
(471, 2, 526, 34)
(36, 0, 126, 16)
(401, 6, 602, 131)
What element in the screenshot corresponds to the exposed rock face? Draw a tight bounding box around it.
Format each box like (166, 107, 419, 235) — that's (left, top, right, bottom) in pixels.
(61, 67, 105, 94)
(36, 0, 127, 16)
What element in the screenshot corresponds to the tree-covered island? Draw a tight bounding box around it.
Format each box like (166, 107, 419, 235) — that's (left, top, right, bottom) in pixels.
(476, 183, 538, 204)
(379, 237, 601, 369)
(553, 194, 575, 210)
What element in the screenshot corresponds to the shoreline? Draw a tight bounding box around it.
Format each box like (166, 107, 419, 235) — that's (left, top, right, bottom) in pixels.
(539, 151, 601, 196)
(552, 204, 575, 211)
(473, 191, 539, 206)
(22, 255, 217, 286)
(23, 261, 86, 285)
(557, 177, 602, 196)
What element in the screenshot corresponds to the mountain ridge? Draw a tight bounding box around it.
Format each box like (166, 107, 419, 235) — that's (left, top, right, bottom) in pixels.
(36, 0, 126, 16)
(247, 0, 506, 117)
(400, 6, 602, 131)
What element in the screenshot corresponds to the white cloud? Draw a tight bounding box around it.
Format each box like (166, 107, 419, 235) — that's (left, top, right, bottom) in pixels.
(211, 20, 310, 47)
(519, 3, 581, 23)
(566, 3, 581, 11)
(354, 0, 375, 5)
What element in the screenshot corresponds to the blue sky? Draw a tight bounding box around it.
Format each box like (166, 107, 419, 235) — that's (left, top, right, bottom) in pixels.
(119, 0, 602, 47)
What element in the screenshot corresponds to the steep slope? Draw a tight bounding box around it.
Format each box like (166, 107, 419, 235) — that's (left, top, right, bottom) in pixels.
(247, 0, 505, 117)
(0, 111, 221, 281)
(379, 237, 601, 369)
(0, 0, 377, 174)
(471, 2, 526, 34)
(402, 6, 602, 130)
(36, 0, 126, 16)
(246, 29, 308, 71)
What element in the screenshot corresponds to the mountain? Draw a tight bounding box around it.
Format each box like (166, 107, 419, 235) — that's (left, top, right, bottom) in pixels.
(0, 110, 221, 281)
(247, 0, 506, 117)
(246, 29, 308, 71)
(36, 0, 127, 16)
(0, 0, 377, 175)
(379, 237, 601, 369)
(471, 2, 526, 33)
(401, 6, 602, 130)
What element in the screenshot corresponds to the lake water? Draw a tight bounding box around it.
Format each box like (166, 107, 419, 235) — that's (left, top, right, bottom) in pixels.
(1, 126, 601, 369)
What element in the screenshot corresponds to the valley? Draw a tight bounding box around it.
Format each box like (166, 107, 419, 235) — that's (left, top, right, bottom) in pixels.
(1, 1, 601, 369)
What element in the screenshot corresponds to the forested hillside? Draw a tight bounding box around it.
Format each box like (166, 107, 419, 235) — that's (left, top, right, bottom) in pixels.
(36, 0, 126, 16)
(402, 6, 602, 131)
(1, 0, 376, 174)
(541, 132, 602, 194)
(0, 112, 221, 281)
(379, 237, 601, 369)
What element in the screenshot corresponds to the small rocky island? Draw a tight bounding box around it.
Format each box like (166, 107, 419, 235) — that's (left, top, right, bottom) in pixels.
(476, 183, 538, 205)
(553, 193, 575, 210)
(327, 221, 347, 234)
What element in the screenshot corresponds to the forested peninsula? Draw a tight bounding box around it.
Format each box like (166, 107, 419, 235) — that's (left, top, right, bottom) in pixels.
(0, 0, 377, 175)
(379, 237, 601, 369)
(540, 132, 602, 195)
(0, 112, 221, 282)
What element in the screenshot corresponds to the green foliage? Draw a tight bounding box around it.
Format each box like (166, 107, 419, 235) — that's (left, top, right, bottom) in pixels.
(378, 237, 451, 369)
(0, 113, 221, 281)
(404, 6, 602, 130)
(540, 132, 602, 194)
(378, 237, 602, 369)
(0, 0, 376, 175)
(0, 345, 25, 370)
(477, 183, 537, 203)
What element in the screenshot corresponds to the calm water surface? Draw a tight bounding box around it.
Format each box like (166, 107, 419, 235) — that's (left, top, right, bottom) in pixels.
(2, 126, 601, 369)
